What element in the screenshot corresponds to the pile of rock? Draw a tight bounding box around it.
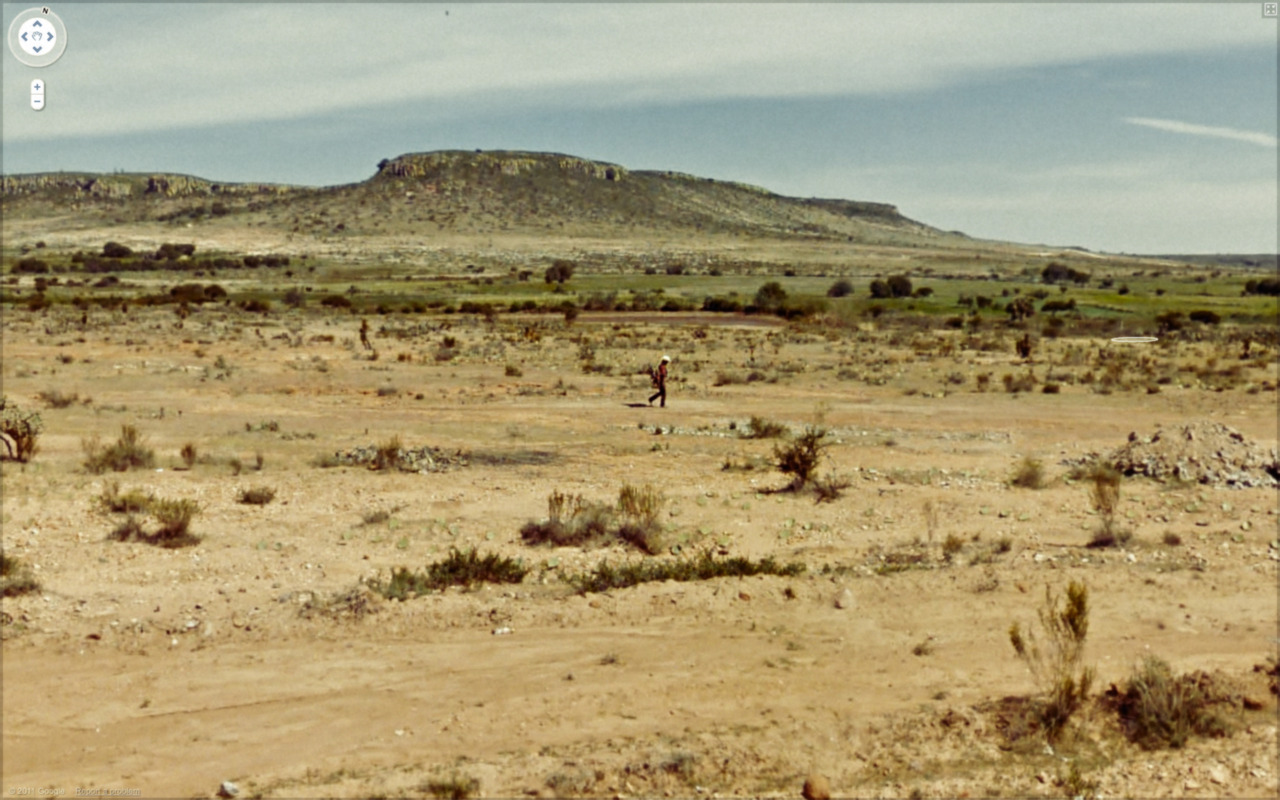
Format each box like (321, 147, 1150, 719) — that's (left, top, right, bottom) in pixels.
(329, 444, 469, 473)
(1104, 422, 1278, 488)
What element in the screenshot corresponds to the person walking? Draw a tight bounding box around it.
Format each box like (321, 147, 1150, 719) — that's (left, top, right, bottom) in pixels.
(359, 318, 372, 351)
(649, 355, 670, 407)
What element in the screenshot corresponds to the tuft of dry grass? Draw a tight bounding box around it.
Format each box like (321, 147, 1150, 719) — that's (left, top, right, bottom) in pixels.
(237, 486, 277, 505)
(1008, 580, 1095, 741)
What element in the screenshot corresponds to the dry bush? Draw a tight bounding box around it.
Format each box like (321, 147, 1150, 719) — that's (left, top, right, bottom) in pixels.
(521, 490, 614, 547)
(942, 533, 965, 562)
(1008, 580, 1095, 740)
(1086, 464, 1128, 547)
(0, 398, 42, 462)
(617, 483, 665, 554)
(523, 487, 666, 552)
(1009, 456, 1046, 489)
(373, 436, 402, 471)
(812, 473, 852, 503)
(1002, 372, 1038, 393)
(179, 442, 198, 468)
(1108, 656, 1236, 749)
(149, 498, 201, 547)
(774, 426, 828, 489)
(109, 515, 148, 543)
(742, 415, 787, 439)
(0, 552, 40, 597)
(97, 480, 153, 514)
(111, 497, 200, 548)
(421, 774, 480, 800)
(83, 424, 155, 473)
(237, 486, 276, 505)
(36, 389, 79, 409)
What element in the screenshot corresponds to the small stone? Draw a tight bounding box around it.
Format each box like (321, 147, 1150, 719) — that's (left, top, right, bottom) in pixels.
(1209, 765, 1229, 785)
(217, 781, 240, 798)
(492, 626, 513, 636)
(738, 592, 751, 602)
(833, 588, 854, 610)
(801, 774, 831, 800)
(1184, 779, 1201, 790)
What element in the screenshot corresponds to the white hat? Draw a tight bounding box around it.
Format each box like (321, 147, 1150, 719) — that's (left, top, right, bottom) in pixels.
(661, 355, 671, 362)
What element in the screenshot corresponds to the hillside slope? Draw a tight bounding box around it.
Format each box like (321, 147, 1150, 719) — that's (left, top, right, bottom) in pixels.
(1, 150, 959, 247)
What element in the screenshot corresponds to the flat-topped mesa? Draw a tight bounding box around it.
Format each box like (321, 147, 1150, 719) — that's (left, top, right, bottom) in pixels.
(800, 197, 911, 226)
(375, 150, 628, 183)
(0, 173, 292, 199)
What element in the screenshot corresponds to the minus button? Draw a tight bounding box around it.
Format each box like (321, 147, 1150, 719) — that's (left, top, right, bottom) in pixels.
(30, 79, 45, 111)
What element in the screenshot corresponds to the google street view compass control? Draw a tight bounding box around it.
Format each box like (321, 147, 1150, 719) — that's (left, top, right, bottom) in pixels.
(8, 7, 67, 67)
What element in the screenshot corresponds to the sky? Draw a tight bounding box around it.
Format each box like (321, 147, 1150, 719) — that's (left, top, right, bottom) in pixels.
(2, 3, 1276, 254)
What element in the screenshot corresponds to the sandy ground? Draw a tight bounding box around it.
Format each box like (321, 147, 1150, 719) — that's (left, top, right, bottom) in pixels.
(2, 305, 1277, 799)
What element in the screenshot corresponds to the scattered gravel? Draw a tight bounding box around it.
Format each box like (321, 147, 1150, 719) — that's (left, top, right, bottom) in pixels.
(1065, 422, 1279, 488)
(329, 444, 470, 473)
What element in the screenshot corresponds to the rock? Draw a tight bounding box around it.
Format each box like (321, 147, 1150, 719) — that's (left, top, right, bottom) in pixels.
(1184, 779, 1201, 790)
(833, 588, 854, 610)
(738, 592, 751, 602)
(1208, 764, 1229, 785)
(217, 781, 240, 798)
(801, 774, 831, 800)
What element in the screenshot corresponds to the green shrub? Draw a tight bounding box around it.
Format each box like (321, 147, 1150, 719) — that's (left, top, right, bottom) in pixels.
(1008, 580, 1095, 740)
(83, 424, 155, 473)
(568, 550, 805, 594)
(1111, 656, 1235, 749)
(368, 548, 528, 599)
(827, 279, 854, 298)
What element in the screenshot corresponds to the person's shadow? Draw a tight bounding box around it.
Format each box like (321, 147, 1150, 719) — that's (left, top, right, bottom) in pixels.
(623, 402, 649, 408)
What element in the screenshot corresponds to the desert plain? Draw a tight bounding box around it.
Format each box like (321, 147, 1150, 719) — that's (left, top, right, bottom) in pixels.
(2, 153, 1278, 799)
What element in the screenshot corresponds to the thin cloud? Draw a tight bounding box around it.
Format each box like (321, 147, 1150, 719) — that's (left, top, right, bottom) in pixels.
(3, 4, 1275, 142)
(1124, 117, 1278, 148)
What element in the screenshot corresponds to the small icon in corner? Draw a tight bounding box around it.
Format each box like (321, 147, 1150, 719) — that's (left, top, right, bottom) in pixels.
(31, 77, 45, 110)
(7, 7, 67, 66)
(1265, 3, 1279, 17)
